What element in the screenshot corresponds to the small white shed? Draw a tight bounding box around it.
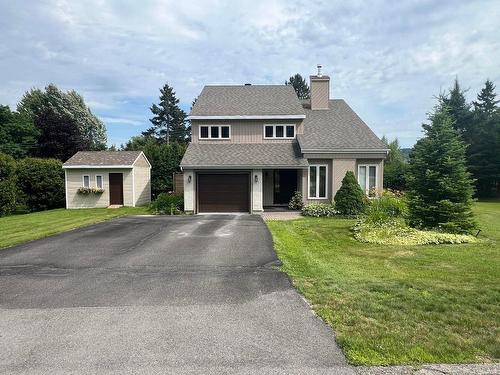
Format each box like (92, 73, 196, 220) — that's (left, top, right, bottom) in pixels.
(62, 151, 151, 208)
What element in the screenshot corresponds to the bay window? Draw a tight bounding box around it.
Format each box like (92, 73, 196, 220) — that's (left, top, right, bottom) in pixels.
(309, 164, 327, 199)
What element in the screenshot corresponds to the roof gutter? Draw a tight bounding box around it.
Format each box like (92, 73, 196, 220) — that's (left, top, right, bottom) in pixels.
(62, 165, 134, 169)
(188, 115, 306, 120)
(301, 148, 390, 154)
(180, 165, 309, 170)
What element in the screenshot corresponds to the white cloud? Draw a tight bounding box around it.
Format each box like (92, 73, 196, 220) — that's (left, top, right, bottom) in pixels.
(0, 0, 499, 147)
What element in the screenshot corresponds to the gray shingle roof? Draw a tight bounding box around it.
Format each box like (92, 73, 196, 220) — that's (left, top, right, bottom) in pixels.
(298, 99, 388, 151)
(63, 151, 143, 167)
(190, 85, 305, 117)
(180, 142, 308, 169)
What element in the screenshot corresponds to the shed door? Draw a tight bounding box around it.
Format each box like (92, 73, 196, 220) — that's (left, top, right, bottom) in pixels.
(109, 173, 124, 205)
(198, 173, 249, 213)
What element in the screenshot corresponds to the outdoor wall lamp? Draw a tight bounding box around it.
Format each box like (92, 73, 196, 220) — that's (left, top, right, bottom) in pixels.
(254, 174, 258, 183)
(188, 175, 192, 183)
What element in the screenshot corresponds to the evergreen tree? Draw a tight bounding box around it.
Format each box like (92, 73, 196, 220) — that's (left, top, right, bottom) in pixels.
(381, 136, 408, 191)
(285, 74, 310, 99)
(334, 171, 367, 215)
(407, 103, 476, 233)
(441, 78, 472, 136)
(473, 80, 499, 116)
(144, 83, 188, 144)
(469, 80, 500, 196)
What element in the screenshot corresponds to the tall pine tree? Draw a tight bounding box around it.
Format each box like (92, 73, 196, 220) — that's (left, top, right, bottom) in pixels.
(441, 78, 472, 136)
(144, 84, 188, 144)
(469, 80, 500, 196)
(285, 74, 310, 99)
(407, 101, 476, 233)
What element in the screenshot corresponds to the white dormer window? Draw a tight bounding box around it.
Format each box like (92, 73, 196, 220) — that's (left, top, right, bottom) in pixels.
(263, 124, 295, 139)
(199, 125, 231, 139)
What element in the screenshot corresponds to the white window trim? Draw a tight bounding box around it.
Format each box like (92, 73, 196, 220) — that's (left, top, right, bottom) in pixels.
(263, 124, 296, 139)
(198, 125, 231, 140)
(95, 175, 103, 189)
(82, 175, 90, 188)
(308, 164, 328, 199)
(357, 164, 379, 194)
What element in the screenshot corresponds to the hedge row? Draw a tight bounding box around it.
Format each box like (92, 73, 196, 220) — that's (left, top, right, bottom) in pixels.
(0, 152, 65, 216)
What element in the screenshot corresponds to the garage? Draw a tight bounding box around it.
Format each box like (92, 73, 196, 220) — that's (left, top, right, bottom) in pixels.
(197, 173, 250, 213)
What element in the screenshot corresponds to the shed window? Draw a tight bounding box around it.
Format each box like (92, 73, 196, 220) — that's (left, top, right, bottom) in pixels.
(96, 175, 103, 189)
(83, 175, 90, 188)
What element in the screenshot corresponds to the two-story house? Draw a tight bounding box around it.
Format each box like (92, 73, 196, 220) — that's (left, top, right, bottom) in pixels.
(180, 66, 388, 213)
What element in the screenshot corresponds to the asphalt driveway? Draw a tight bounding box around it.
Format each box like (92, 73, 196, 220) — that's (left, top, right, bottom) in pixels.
(0, 215, 353, 374)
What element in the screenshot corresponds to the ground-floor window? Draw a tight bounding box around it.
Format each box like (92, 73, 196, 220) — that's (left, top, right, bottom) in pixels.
(309, 165, 327, 199)
(96, 175, 103, 189)
(82, 175, 90, 188)
(358, 164, 378, 195)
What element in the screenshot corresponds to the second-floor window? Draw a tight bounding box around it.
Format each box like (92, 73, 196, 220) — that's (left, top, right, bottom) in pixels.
(199, 125, 231, 139)
(263, 124, 295, 139)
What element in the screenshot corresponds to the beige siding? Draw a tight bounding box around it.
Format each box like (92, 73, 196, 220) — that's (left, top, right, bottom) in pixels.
(66, 168, 133, 208)
(133, 154, 151, 206)
(191, 119, 304, 144)
(310, 78, 329, 110)
(332, 159, 357, 198)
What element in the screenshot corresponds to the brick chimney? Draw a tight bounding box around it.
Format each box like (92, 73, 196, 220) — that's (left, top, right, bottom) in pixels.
(310, 64, 330, 110)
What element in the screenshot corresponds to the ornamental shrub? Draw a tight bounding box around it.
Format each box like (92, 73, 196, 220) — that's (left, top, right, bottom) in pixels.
(288, 191, 304, 210)
(363, 190, 407, 226)
(150, 192, 184, 215)
(334, 171, 367, 215)
(302, 202, 337, 217)
(0, 152, 17, 216)
(352, 220, 479, 246)
(16, 157, 65, 212)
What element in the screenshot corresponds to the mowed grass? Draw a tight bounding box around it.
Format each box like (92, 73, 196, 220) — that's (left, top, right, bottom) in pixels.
(266, 201, 500, 365)
(0, 206, 150, 249)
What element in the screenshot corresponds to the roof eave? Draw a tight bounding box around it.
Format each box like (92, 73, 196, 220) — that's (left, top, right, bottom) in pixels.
(62, 165, 135, 169)
(188, 114, 306, 120)
(180, 164, 309, 170)
(300, 148, 390, 154)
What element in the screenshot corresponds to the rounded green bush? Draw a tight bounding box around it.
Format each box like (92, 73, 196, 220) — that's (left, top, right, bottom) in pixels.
(16, 157, 65, 212)
(334, 171, 367, 216)
(0, 152, 17, 216)
(150, 192, 184, 215)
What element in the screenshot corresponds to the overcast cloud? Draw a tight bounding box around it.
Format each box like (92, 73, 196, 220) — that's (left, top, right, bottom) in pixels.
(1, 0, 499, 147)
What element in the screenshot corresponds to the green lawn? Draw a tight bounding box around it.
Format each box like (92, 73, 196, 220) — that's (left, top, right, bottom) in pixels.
(0, 206, 150, 249)
(266, 201, 500, 365)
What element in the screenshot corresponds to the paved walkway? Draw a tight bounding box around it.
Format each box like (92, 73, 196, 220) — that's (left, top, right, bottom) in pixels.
(260, 210, 303, 221)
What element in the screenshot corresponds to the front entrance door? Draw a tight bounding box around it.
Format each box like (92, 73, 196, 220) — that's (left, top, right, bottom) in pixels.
(273, 170, 297, 204)
(109, 173, 124, 205)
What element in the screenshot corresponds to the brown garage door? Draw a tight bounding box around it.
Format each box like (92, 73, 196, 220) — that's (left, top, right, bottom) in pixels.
(198, 173, 249, 213)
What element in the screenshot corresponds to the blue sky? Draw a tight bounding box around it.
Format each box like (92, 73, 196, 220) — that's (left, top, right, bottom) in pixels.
(1, 0, 499, 147)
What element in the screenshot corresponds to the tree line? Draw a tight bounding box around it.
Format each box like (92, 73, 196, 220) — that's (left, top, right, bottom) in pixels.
(383, 79, 500, 199)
